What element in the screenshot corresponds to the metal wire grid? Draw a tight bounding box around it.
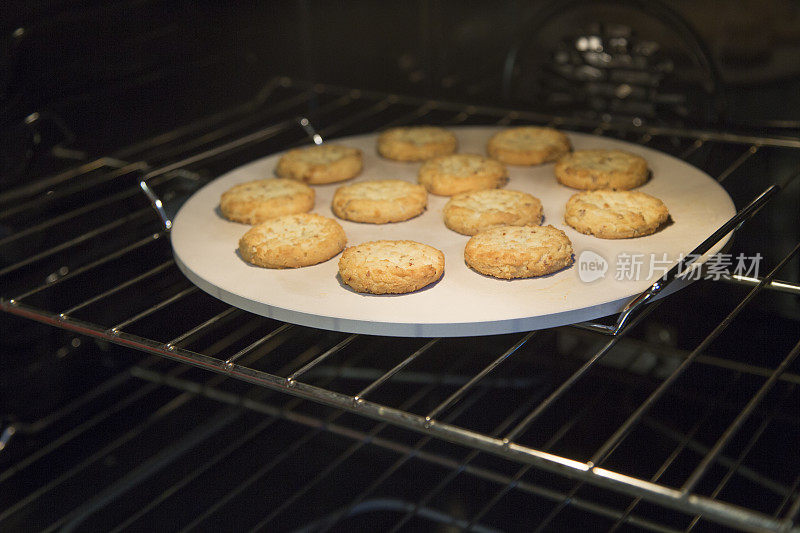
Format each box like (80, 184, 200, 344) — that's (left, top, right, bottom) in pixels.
(1, 77, 800, 531)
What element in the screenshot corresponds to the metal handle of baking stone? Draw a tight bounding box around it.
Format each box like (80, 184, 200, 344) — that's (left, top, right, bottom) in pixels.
(298, 116, 324, 145)
(139, 177, 172, 231)
(576, 182, 784, 336)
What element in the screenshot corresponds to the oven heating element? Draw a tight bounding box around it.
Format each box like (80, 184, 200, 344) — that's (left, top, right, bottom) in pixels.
(1, 77, 800, 532)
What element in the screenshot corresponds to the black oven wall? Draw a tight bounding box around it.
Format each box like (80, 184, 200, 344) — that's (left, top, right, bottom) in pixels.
(3, 0, 800, 185)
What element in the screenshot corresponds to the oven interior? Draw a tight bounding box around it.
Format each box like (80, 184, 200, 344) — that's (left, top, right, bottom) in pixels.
(2, 2, 800, 532)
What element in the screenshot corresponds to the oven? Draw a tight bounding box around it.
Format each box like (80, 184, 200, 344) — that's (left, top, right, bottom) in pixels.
(2, 1, 800, 532)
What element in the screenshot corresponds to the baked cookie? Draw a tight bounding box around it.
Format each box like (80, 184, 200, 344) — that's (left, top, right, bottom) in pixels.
(377, 126, 457, 162)
(275, 144, 363, 184)
(418, 154, 508, 196)
(338, 240, 445, 294)
(220, 178, 315, 225)
(554, 149, 648, 190)
(564, 190, 669, 239)
(238, 213, 346, 268)
(332, 179, 427, 224)
(464, 225, 574, 279)
(443, 189, 543, 236)
(487, 127, 571, 166)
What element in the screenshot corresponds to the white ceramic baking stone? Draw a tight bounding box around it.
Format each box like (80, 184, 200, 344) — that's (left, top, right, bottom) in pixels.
(171, 127, 736, 337)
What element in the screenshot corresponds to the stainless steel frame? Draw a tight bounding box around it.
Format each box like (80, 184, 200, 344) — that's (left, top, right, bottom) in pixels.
(2, 77, 799, 532)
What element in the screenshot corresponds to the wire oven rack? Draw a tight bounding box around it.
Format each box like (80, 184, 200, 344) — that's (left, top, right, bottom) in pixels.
(2, 77, 800, 532)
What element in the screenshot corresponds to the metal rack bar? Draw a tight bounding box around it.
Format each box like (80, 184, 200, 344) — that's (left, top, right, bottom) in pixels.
(110, 286, 199, 332)
(680, 139, 705, 159)
(567, 328, 800, 388)
(110, 78, 295, 159)
(0, 207, 155, 278)
(642, 416, 792, 498)
(286, 333, 359, 381)
(505, 302, 660, 442)
(776, 476, 800, 521)
(2, 318, 305, 528)
(306, 80, 800, 148)
(376, 102, 436, 129)
(7, 298, 793, 532)
(589, 242, 800, 470)
(682, 340, 800, 494)
(126, 88, 318, 164)
(784, 492, 800, 531)
(139, 178, 172, 230)
(354, 338, 440, 401)
(720, 274, 800, 296)
(114, 337, 375, 533)
(250, 371, 492, 532)
(222, 323, 294, 367)
(685, 383, 798, 532)
(8, 232, 165, 301)
(140, 93, 355, 181)
(0, 319, 276, 490)
(468, 387, 610, 533)
(42, 407, 242, 533)
(166, 307, 240, 348)
(124, 369, 683, 533)
(311, 97, 394, 139)
(340, 386, 546, 533)
(0, 172, 164, 247)
(717, 146, 759, 183)
(594, 375, 749, 532)
(186, 343, 473, 532)
(106, 414, 280, 533)
(425, 332, 534, 421)
(60, 260, 175, 316)
(0, 157, 131, 205)
(0, 164, 147, 220)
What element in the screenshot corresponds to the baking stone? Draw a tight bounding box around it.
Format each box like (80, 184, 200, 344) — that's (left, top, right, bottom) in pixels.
(171, 127, 736, 337)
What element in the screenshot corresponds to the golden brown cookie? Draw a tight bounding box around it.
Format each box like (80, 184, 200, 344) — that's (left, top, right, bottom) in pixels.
(487, 127, 571, 166)
(332, 179, 427, 224)
(418, 154, 508, 196)
(238, 213, 346, 268)
(464, 225, 574, 279)
(220, 178, 315, 225)
(275, 144, 363, 184)
(377, 126, 457, 162)
(564, 190, 669, 239)
(554, 149, 648, 190)
(443, 189, 543, 236)
(338, 240, 445, 294)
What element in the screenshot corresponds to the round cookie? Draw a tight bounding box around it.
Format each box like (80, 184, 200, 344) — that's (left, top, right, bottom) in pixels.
(464, 225, 574, 279)
(418, 154, 508, 196)
(238, 213, 347, 268)
(564, 190, 669, 239)
(444, 189, 543, 236)
(332, 179, 427, 224)
(275, 144, 363, 184)
(338, 240, 445, 294)
(377, 126, 457, 162)
(555, 149, 648, 190)
(220, 178, 315, 225)
(487, 127, 571, 166)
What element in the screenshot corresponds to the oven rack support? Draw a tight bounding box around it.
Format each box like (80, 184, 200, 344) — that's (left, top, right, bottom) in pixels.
(2, 77, 800, 532)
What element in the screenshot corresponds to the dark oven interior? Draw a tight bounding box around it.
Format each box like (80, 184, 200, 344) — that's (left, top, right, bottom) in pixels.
(2, 1, 800, 532)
